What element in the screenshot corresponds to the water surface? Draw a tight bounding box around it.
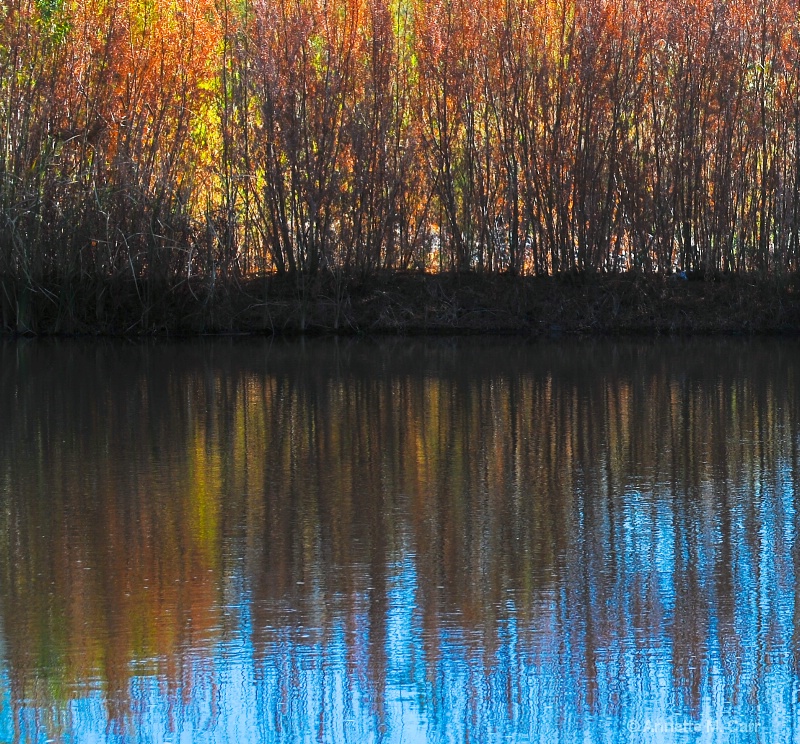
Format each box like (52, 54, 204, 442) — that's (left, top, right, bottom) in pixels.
(0, 337, 798, 742)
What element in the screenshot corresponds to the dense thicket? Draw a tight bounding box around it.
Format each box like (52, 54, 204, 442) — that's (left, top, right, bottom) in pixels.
(3, 0, 800, 301)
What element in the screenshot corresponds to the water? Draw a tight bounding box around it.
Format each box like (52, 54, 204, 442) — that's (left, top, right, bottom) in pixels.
(0, 337, 798, 743)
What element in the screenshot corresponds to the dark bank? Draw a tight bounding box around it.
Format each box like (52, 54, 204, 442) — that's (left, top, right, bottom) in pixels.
(2, 271, 800, 336)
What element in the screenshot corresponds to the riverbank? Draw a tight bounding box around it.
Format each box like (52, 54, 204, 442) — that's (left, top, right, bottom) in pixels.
(2, 272, 799, 336)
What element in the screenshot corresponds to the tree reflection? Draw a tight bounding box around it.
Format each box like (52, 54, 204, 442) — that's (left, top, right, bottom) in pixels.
(0, 338, 798, 741)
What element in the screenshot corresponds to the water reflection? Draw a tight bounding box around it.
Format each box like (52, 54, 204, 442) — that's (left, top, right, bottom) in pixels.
(0, 337, 798, 742)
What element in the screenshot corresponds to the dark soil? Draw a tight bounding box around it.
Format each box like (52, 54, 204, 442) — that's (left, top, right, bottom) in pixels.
(2, 271, 800, 336)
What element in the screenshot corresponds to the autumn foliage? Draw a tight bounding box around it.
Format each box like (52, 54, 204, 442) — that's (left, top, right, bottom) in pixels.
(3, 0, 800, 304)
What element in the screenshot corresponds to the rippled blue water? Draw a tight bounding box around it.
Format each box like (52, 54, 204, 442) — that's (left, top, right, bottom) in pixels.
(0, 337, 798, 742)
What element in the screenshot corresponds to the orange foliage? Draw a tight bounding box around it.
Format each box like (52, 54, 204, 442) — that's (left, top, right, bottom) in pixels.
(4, 0, 800, 283)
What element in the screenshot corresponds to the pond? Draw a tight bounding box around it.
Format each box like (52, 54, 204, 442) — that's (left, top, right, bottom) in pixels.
(0, 337, 798, 743)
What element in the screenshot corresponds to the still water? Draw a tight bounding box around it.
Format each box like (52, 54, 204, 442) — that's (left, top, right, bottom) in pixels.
(0, 337, 798, 743)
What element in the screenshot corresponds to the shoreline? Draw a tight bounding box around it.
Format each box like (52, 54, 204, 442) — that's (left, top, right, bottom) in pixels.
(2, 272, 799, 338)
